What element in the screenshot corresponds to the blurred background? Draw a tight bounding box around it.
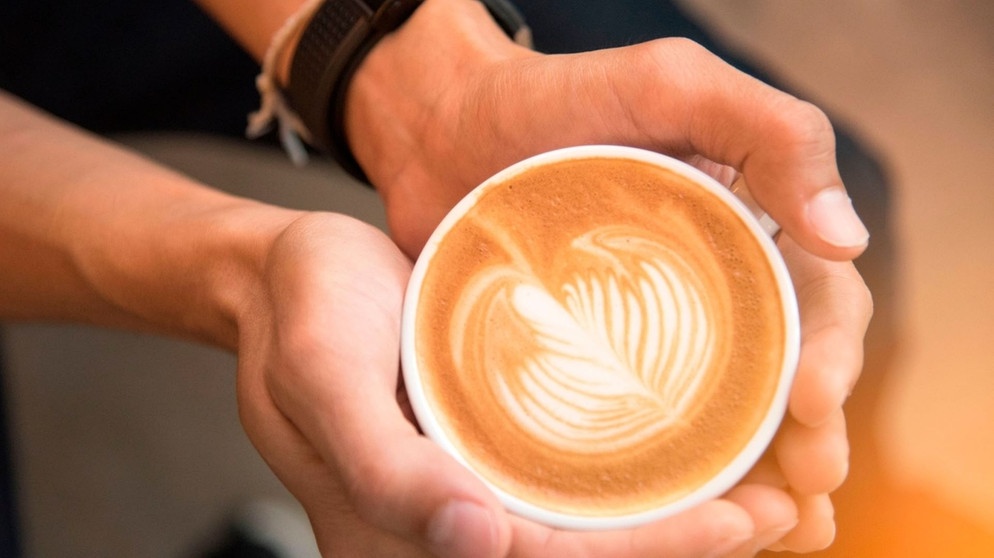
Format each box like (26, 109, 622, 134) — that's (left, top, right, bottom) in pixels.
(2, 0, 993, 556)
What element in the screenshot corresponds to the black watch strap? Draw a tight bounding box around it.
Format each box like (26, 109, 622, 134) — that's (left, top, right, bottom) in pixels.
(287, 0, 530, 184)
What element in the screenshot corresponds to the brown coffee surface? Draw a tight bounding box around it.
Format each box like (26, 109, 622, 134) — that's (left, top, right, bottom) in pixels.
(414, 157, 786, 517)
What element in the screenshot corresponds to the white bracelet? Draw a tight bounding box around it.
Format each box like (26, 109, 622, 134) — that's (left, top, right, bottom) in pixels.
(246, 0, 325, 166)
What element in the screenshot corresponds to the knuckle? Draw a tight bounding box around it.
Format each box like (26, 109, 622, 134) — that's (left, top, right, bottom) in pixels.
(770, 98, 837, 157)
(784, 99, 834, 139)
(660, 36, 712, 57)
(857, 279, 875, 323)
(267, 323, 323, 392)
(343, 458, 399, 518)
(636, 36, 719, 73)
(798, 263, 874, 334)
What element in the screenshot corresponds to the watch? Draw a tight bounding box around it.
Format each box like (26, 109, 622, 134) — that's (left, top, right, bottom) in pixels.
(287, 0, 530, 183)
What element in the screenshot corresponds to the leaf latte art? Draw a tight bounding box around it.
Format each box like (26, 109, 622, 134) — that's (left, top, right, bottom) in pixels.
(452, 226, 721, 454)
(411, 156, 788, 518)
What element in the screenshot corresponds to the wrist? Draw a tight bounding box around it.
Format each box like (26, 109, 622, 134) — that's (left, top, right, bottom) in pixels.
(0, 93, 308, 351)
(176, 203, 306, 350)
(83, 194, 304, 350)
(284, 0, 530, 184)
(338, 0, 534, 189)
(59, 164, 303, 349)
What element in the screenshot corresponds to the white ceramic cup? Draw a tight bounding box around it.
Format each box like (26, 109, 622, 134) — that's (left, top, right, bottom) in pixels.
(401, 145, 800, 530)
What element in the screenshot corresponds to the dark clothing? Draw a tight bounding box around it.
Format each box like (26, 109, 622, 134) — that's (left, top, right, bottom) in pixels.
(0, 1, 259, 137)
(0, 2, 896, 316)
(0, 338, 19, 558)
(1, 5, 259, 556)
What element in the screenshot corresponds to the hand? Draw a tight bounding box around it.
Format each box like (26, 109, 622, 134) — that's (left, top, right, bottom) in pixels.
(343, 4, 875, 549)
(742, 235, 873, 552)
(235, 212, 504, 557)
(487, 226, 874, 557)
(234, 212, 456, 556)
(238, 1, 872, 555)
(233, 212, 811, 557)
(346, 0, 869, 262)
(233, 223, 871, 558)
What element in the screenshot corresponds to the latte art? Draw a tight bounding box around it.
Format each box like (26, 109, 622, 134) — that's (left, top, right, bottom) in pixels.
(407, 154, 791, 520)
(453, 226, 725, 454)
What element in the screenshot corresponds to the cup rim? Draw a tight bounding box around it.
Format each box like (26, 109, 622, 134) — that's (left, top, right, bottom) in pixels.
(401, 144, 801, 530)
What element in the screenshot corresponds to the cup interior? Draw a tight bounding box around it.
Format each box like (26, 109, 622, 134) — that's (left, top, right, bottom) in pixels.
(401, 145, 800, 530)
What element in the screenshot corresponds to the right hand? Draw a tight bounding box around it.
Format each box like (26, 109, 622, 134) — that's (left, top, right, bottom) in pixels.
(346, 0, 868, 264)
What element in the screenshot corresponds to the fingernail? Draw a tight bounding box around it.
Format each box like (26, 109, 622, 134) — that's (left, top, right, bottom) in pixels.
(752, 521, 798, 552)
(807, 189, 869, 249)
(427, 501, 497, 558)
(707, 534, 755, 558)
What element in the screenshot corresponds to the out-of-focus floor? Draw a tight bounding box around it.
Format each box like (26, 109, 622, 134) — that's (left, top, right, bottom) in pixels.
(3, 2, 993, 557)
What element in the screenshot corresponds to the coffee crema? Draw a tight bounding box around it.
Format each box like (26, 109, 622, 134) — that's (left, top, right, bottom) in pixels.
(412, 157, 786, 517)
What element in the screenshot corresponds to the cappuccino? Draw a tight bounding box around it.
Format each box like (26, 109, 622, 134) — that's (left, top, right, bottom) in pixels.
(403, 147, 797, 528)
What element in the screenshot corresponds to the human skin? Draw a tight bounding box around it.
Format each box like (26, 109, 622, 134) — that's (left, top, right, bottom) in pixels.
(0, 0, 872, 556)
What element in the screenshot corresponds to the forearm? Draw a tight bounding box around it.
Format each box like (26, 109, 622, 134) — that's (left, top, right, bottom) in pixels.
(193, 0, 309, 83)
(0, 92, 300, 349)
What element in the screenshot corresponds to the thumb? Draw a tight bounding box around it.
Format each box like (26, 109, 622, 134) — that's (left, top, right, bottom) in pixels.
(269, 325, 511, 558)
(258, 221, 512, 558)
(338, 427, 512, 558)
(673, 45, 870, 260)
(575, 40, 870, 260)
(273, 351, 512, 558)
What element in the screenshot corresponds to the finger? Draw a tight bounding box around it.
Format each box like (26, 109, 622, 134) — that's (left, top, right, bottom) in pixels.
(479, 40, 868, 260)
(508, 499, 755, 558)
(779, 236, 873, 426)
(724, 484, 798, 552)
(280, 332, 510, 558)
(607, 39, 869, 260)
(264, 222, 511, 558)
(669, 42, 869, 260)
(740, 450, 788, 490)
(238, 390, 432, 557)
(774, 410, 849, 495)
(274, 325, 512, 558)
(770, 493, 836, 553)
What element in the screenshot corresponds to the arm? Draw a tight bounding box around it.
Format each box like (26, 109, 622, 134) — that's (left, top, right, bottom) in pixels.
(0, 91, 293, 344)
(190, 0, 870, 554)
(0, 88, 502, 557)
(2, 0, 873, 555)
(344, 0, 869, 261)
(193, 0, 308, 81)
(318, 1, 872, 553)
(186, 0, 867, 261)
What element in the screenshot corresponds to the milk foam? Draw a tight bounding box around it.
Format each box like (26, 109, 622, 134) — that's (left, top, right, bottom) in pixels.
(452, 226, 719, 454)
(415, 156, 787, 516)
